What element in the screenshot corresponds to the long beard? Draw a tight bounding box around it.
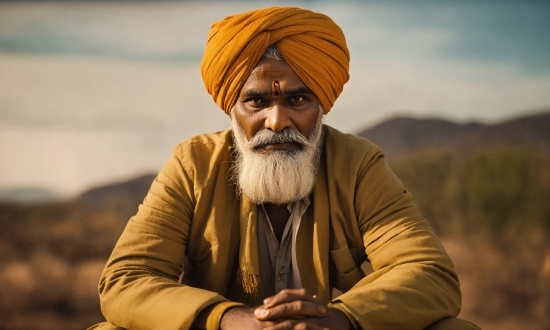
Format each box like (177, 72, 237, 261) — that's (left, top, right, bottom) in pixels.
(230, 113, 324, 205)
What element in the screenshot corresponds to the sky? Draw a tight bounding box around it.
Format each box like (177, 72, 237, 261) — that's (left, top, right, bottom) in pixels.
(0, 0, 549, 199)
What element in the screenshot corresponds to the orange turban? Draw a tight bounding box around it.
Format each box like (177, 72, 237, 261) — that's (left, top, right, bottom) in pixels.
(201, 6, 350, 114)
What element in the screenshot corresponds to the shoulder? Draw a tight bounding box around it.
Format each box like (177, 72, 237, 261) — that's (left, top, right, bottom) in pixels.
(167, 129, 234, 180)
(323, 125, 382, 164)
(176, 129, 233, 149)
(172, 129, 233, 158)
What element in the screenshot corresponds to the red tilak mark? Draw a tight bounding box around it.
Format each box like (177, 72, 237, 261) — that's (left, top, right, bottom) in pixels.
(272, 80, 281, 96)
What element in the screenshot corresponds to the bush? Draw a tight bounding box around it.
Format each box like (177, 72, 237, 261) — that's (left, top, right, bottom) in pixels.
(391, 146, 550, 238)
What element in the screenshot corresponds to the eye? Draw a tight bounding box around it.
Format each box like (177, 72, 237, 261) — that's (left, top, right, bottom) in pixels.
(288, 95, 304, 105)
(246, 97, 267, 108)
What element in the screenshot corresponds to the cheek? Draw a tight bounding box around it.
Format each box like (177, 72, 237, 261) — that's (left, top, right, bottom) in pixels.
(297, 109, 321, 138)
(233, 105, 264, 140)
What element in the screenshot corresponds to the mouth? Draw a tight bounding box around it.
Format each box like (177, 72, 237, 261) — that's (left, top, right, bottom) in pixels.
(255, 142, 302, 152)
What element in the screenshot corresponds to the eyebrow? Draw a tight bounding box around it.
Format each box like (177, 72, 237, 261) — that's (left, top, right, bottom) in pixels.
(242, 86, 313, 98)
(283, 87, 313, 96)
(242, 90, 270, 98)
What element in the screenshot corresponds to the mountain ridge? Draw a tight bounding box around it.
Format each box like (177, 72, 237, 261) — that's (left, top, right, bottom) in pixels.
(356, 110, 549, 157)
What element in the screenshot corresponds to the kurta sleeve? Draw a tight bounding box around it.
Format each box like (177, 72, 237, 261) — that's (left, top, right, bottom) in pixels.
(328, 145, 461, 330)
(98, 143, 241, 329)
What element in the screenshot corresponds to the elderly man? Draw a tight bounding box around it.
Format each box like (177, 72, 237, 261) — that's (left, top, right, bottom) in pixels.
(91, 6, 479, 330)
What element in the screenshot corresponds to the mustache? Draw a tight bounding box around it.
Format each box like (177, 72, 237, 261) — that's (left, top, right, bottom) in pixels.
(247, 128, 309, 150)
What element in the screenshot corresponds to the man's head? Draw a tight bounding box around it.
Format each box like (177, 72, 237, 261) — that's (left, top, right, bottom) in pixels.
(201, 7, 350, 204)
(232, 47, 322, 146)
(230, 45, 324, 204)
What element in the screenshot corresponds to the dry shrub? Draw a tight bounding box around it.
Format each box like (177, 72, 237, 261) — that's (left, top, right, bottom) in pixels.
(0, 262, 35, 316)
(0, 252, 70, 317)
(537, 254, 550, 327)
(48, 210, 127, 262)
(30, 252, 71, 308)
(0, 253, 107, 329)
(442, 230, 550, 330)
(71, 259, 105, 312)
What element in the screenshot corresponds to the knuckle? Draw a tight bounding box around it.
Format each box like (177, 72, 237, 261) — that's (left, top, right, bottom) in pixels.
(281, 304, 288, 313)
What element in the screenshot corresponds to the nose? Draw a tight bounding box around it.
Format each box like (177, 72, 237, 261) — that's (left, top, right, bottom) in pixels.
(264, 104, 292, 132)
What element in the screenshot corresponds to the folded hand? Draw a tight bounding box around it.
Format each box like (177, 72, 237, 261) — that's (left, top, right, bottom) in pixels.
(253, 288, 352, 330)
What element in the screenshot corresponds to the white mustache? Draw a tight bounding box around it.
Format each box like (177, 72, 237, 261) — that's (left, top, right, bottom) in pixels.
(247, 128, 309, 150)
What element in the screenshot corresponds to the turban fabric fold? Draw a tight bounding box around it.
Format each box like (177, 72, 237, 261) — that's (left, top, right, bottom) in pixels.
(201, 6, 350, 114)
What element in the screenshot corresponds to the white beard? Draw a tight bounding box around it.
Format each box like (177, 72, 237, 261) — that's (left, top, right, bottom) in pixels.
(230, 112, 324, 205)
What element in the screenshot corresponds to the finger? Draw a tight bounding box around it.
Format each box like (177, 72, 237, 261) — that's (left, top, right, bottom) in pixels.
(263, 288, 317, 307)
(255, 300, 327, 321)
(262, 319, 325, 330)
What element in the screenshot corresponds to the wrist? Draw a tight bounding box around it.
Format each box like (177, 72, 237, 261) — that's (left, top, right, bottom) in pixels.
(220, 307, 259, 330)
(329, 306, 354, 330)
(193, 301, 245, 330)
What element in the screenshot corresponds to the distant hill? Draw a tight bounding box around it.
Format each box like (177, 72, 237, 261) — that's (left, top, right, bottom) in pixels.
(75, 174, 156, 217)
(0, 187, 60, 203)
(357, 111, 550, 157)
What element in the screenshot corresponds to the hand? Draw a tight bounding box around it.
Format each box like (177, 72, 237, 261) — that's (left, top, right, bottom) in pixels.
(253, 289, 352, 330)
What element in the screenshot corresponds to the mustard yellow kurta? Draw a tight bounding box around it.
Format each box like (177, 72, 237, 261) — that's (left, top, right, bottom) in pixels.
(98, 125, 461, 330)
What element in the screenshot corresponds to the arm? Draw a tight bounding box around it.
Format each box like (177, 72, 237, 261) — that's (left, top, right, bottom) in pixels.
(98, 145, 241, 329)
(329, 147, 461, 329)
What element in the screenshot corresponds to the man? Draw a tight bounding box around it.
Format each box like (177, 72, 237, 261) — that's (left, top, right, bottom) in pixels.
(91, 6, 479, 330)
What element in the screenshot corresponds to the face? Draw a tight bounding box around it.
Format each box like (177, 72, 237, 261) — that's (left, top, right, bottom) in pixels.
(232, 57, 322, 152)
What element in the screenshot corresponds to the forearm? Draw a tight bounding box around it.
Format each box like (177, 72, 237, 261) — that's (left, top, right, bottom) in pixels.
(98, 215, 229, 329)
(346, 148, 461, 329)
(100, 267, 229, 329)
(98, 202, 223, 328)
(331, 218, 461, 330)
(330, 261, 461, 330)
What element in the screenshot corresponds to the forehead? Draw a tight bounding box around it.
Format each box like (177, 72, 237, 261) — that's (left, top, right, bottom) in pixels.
(240, 58, 307, 93)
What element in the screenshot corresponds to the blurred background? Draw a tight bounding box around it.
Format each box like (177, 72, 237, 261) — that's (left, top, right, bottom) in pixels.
(0, 0, 548, 329)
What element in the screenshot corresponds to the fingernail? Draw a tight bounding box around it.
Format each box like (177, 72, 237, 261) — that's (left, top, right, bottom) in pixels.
(263, 298, 272, 304)
(255, 308, 268, 316)
(319, 306, 327, 314)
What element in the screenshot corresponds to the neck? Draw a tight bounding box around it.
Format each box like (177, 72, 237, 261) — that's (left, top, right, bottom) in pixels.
(262, 203, 291, 243)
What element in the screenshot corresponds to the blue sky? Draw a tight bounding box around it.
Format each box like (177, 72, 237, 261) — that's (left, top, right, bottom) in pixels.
(1, 1, 548, 74)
